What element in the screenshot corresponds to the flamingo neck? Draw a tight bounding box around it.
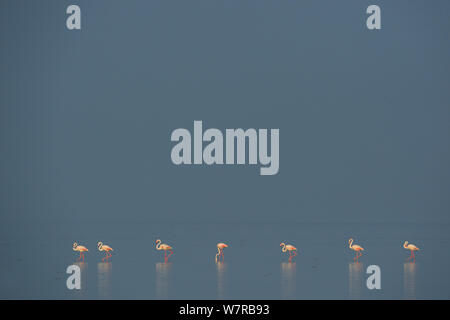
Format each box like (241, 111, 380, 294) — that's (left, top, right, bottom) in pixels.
(215, 247, 221, 262)
(403, 242, 408, 249)
(349, 239, 353, 249)
(156, 240, 161, 250)
(281, 243, 287, 252)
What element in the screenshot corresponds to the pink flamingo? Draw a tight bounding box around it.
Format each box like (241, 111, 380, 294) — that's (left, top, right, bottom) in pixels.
(280, 242, 297, 262)
(73, 242, 88, 262)
(348, 238, 364, 263)
(215, 243, 228, 262)
(403, 241, 420, 263)
(156, 239, 173, 263)
(98, 242, 114, 262)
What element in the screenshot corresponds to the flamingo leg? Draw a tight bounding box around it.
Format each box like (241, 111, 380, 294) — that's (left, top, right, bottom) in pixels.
(288, 250, 292, 262)
(407, 251, 412, 261)
(221, 249, 224, 262)
(81, 252, 85, 262)
(164, 250, 167, 263)
(167, 250, 173, 260)
(412, 250, 415, 263)
(77, 252, 81, 261)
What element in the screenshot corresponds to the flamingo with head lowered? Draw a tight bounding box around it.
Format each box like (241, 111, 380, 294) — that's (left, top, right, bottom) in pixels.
(73, 242, 88, 262)
(98, 242, 114, 262)
(215, 243, 228, 263)
(280, 242, 298, 262)
(403, 241, 420, 263)
(348, 238, 364, 263)
(156, 239, 173, 263)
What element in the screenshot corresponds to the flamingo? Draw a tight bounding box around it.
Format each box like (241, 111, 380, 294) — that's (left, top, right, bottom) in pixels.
(280, 242, 297, 262)
(403, 241, 420, 263)
(215, 243, 228, 263)
(348, 238, 364, 263)
(98, 242, 114, 262)
(73, 242, 88, 262)
(156, 239, 173, 263)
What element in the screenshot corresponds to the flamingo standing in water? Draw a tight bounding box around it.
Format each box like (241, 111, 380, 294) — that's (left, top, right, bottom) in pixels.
(348, 238, 364, 263)
(98, 242, 114, 262)
(280, 243, 297, 262)
(403, 241, 420, 263)
(73, 242, 88, 262)
(156, 239, 173, 263)
(215, 243, 228, 263)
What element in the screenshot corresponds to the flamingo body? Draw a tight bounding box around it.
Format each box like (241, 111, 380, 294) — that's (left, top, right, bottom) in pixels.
(156, 239, 173, 263)
(98, 242, 114, 262)
(215, 243, 228, 262)
(348, 238, 364, 263)
(403, 241, 419, 262)
(73, 242, 88, 262)
(280, 242, 298, 262)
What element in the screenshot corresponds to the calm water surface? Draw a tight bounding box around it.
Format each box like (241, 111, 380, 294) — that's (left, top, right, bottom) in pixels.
(0, 222, 449, 299)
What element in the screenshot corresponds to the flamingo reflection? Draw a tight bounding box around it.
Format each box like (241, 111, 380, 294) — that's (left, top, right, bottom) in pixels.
(156, 262, 172, 299)
(403, 262, 417, 299)
(281, 262, 296, 299)
(97, 262, 112, 298)
(348, 262, 363, 299)
(216, 262, 227, 299)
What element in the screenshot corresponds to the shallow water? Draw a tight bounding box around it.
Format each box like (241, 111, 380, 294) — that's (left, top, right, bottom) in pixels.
(0, 222, 449, 299)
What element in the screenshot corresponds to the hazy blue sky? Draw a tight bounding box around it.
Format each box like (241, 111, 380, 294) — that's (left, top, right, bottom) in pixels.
(1, 0, 449, 227)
